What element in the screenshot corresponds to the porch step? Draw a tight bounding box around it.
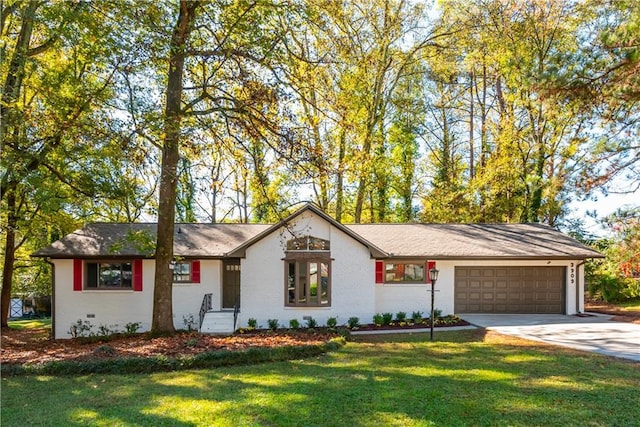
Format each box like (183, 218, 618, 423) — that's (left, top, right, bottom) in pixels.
(200, 311, 236, 334)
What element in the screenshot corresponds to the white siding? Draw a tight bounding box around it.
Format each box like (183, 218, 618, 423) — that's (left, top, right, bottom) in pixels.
(239, 211, 376, 328)
(52, 259, 222, 338)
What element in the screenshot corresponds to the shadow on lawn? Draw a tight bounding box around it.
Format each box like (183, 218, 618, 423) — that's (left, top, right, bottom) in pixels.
(3, 329, 640, 426)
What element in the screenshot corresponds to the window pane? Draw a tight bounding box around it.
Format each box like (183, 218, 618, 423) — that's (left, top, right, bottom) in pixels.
(320, 262, 329, 304)
(121, 262, 132, 288)
(173, 262, 191, 282)
(298, 261, 307, 303)
(287, 262, 295, 304)
(310, 263, 318, 302)
(87, 263, 98, 288)
(99, 263, 121, 287)
(385, 263, 425, 282)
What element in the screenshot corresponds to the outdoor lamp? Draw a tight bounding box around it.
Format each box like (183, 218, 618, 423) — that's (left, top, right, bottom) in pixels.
(429, 268, 439, 341)
(429, 268, 439, 283)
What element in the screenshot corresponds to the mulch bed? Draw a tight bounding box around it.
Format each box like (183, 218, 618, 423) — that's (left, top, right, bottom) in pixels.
(0, 328, 334, 366)
(354, 318, 470, 332)
(585, 300, 640, 324)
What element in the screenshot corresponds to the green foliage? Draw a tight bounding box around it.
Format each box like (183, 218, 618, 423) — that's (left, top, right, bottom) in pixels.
(2, 338, 347, 377)
(123, 322, 142, 335)
(411, 311, 423, 323)
(326, 317, 338, 329)
(395, 311, 407, 322)
(381, 313, 393, 326)
(373, 313, 384, 326)
(267, 319, 279, 331)
(247, 318, 258, 329)
(288, 319, 300, 330)
(347, 317, 360, 329)
(305, 317, 317, 329)
(68, 320, 94, 338)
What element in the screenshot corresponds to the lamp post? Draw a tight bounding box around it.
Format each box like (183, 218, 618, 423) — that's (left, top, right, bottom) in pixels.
(429, 267, 439, 341)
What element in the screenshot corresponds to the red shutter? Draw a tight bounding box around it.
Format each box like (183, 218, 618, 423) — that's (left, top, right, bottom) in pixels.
(191, 260, 200, 283)
(133, 259, 143, 291)
(427, 261, 437, 283)
(73, 259, 83, 291)
(375, 260, 384, 284)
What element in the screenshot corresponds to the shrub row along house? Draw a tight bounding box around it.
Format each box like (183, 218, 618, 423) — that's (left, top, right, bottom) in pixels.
(34, 204, 602, 339)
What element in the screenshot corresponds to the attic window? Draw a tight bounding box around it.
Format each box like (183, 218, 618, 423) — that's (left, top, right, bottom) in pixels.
(286, 236, 330, 251)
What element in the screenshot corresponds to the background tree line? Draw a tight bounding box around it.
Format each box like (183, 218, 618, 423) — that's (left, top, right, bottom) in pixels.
(1, 0, 638, 328)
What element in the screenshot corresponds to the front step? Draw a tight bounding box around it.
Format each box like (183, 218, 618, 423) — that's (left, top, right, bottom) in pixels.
(200, 311, 236, 334)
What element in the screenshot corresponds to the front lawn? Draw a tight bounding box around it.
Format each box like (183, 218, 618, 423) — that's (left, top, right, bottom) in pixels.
(6, 317, 51, 330)
(2, 330, 639, 426)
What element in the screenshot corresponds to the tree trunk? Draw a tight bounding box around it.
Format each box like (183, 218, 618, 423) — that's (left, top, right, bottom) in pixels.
(335, 129, 346, 222)
(1, 183, 17, 328)
(152, 0, 198, 334)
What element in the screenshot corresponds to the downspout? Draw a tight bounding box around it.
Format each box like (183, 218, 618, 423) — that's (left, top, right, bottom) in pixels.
(576, 260, 586, 314)
(44, 258, 55, 339)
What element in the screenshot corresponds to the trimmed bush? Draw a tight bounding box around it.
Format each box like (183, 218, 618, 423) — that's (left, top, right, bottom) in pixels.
(267, 319, 279, 331)
(395, 311, 407, 322)
(326, 317, 338, 329)
(373, 313, 384, 326)
(382, 313, 393, 325)
(347, 317, 360, 329)
(289, 319, 300, 330)
(1, 338, 347, 377)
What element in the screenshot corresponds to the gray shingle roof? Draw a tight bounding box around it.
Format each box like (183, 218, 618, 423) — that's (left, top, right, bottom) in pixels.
(33, 206, 602, 260)
(32, 223, 271, 258)
(345, 223, 603, 259)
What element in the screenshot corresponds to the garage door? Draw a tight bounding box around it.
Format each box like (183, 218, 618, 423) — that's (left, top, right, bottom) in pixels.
(455, 266, 565, 314)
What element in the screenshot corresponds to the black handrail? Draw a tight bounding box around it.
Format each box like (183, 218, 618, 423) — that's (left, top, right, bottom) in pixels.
(233, 303, 239, 332)
(199, 293, 212, 331)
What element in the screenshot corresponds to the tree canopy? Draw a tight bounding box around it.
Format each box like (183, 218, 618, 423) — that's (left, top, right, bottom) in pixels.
(1, 0, 638, 325)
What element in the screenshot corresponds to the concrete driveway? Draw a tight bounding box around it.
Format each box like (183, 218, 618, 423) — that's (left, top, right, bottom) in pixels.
(462, 313, 640, 362)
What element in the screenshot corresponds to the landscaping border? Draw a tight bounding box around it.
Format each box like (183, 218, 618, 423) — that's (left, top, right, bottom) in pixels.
(1, 337, 346, 377)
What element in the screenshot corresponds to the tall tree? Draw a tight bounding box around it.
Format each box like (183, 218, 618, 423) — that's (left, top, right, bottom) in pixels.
(152, 0, 199, 333)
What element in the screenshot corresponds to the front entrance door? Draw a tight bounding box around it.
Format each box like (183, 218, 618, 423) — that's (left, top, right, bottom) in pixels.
(222, 259, 241, 309)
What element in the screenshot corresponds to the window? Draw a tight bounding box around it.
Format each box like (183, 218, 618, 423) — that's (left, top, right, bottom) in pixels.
(286, 260, 330, 306)
(285, 236, 331, 307)
(173, 262, 191, 282)
(171, 260, 201, 283)
(286, 236, 330, 251)
(86, 262, 132, 289)
(385, 262, 425, 283)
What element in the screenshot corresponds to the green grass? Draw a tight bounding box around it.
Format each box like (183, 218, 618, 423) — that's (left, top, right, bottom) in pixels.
(6, 317, 51, 330)
(2, 330, 639, 426)
(615, 299, 640, 312)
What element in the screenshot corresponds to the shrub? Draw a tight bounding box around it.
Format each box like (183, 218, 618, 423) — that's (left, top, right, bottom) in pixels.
(382, 312, 393, 325)
(347, 316, 360, 329)
(97, 324, 117, 337)
(326, 317, 338, 329)
(267, 319, 279, 331)
(305, 317, 317, 329)
(373, 313, 384, 326)
(247, 318, 258, 329)
(185, 337, 199, 348)
(124, 322, 142, 335)
(68, 320, 93, 338)
(395, 311, 407, 322)
(93, 345, 116, 356)
(588, 271, 640, 302)
(289, 319, 300, 330)
(433, 309, 443, 319)
(411, 311, 423, 323)
(183, 314, 198, 331)
(1, 338, 347, 377)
